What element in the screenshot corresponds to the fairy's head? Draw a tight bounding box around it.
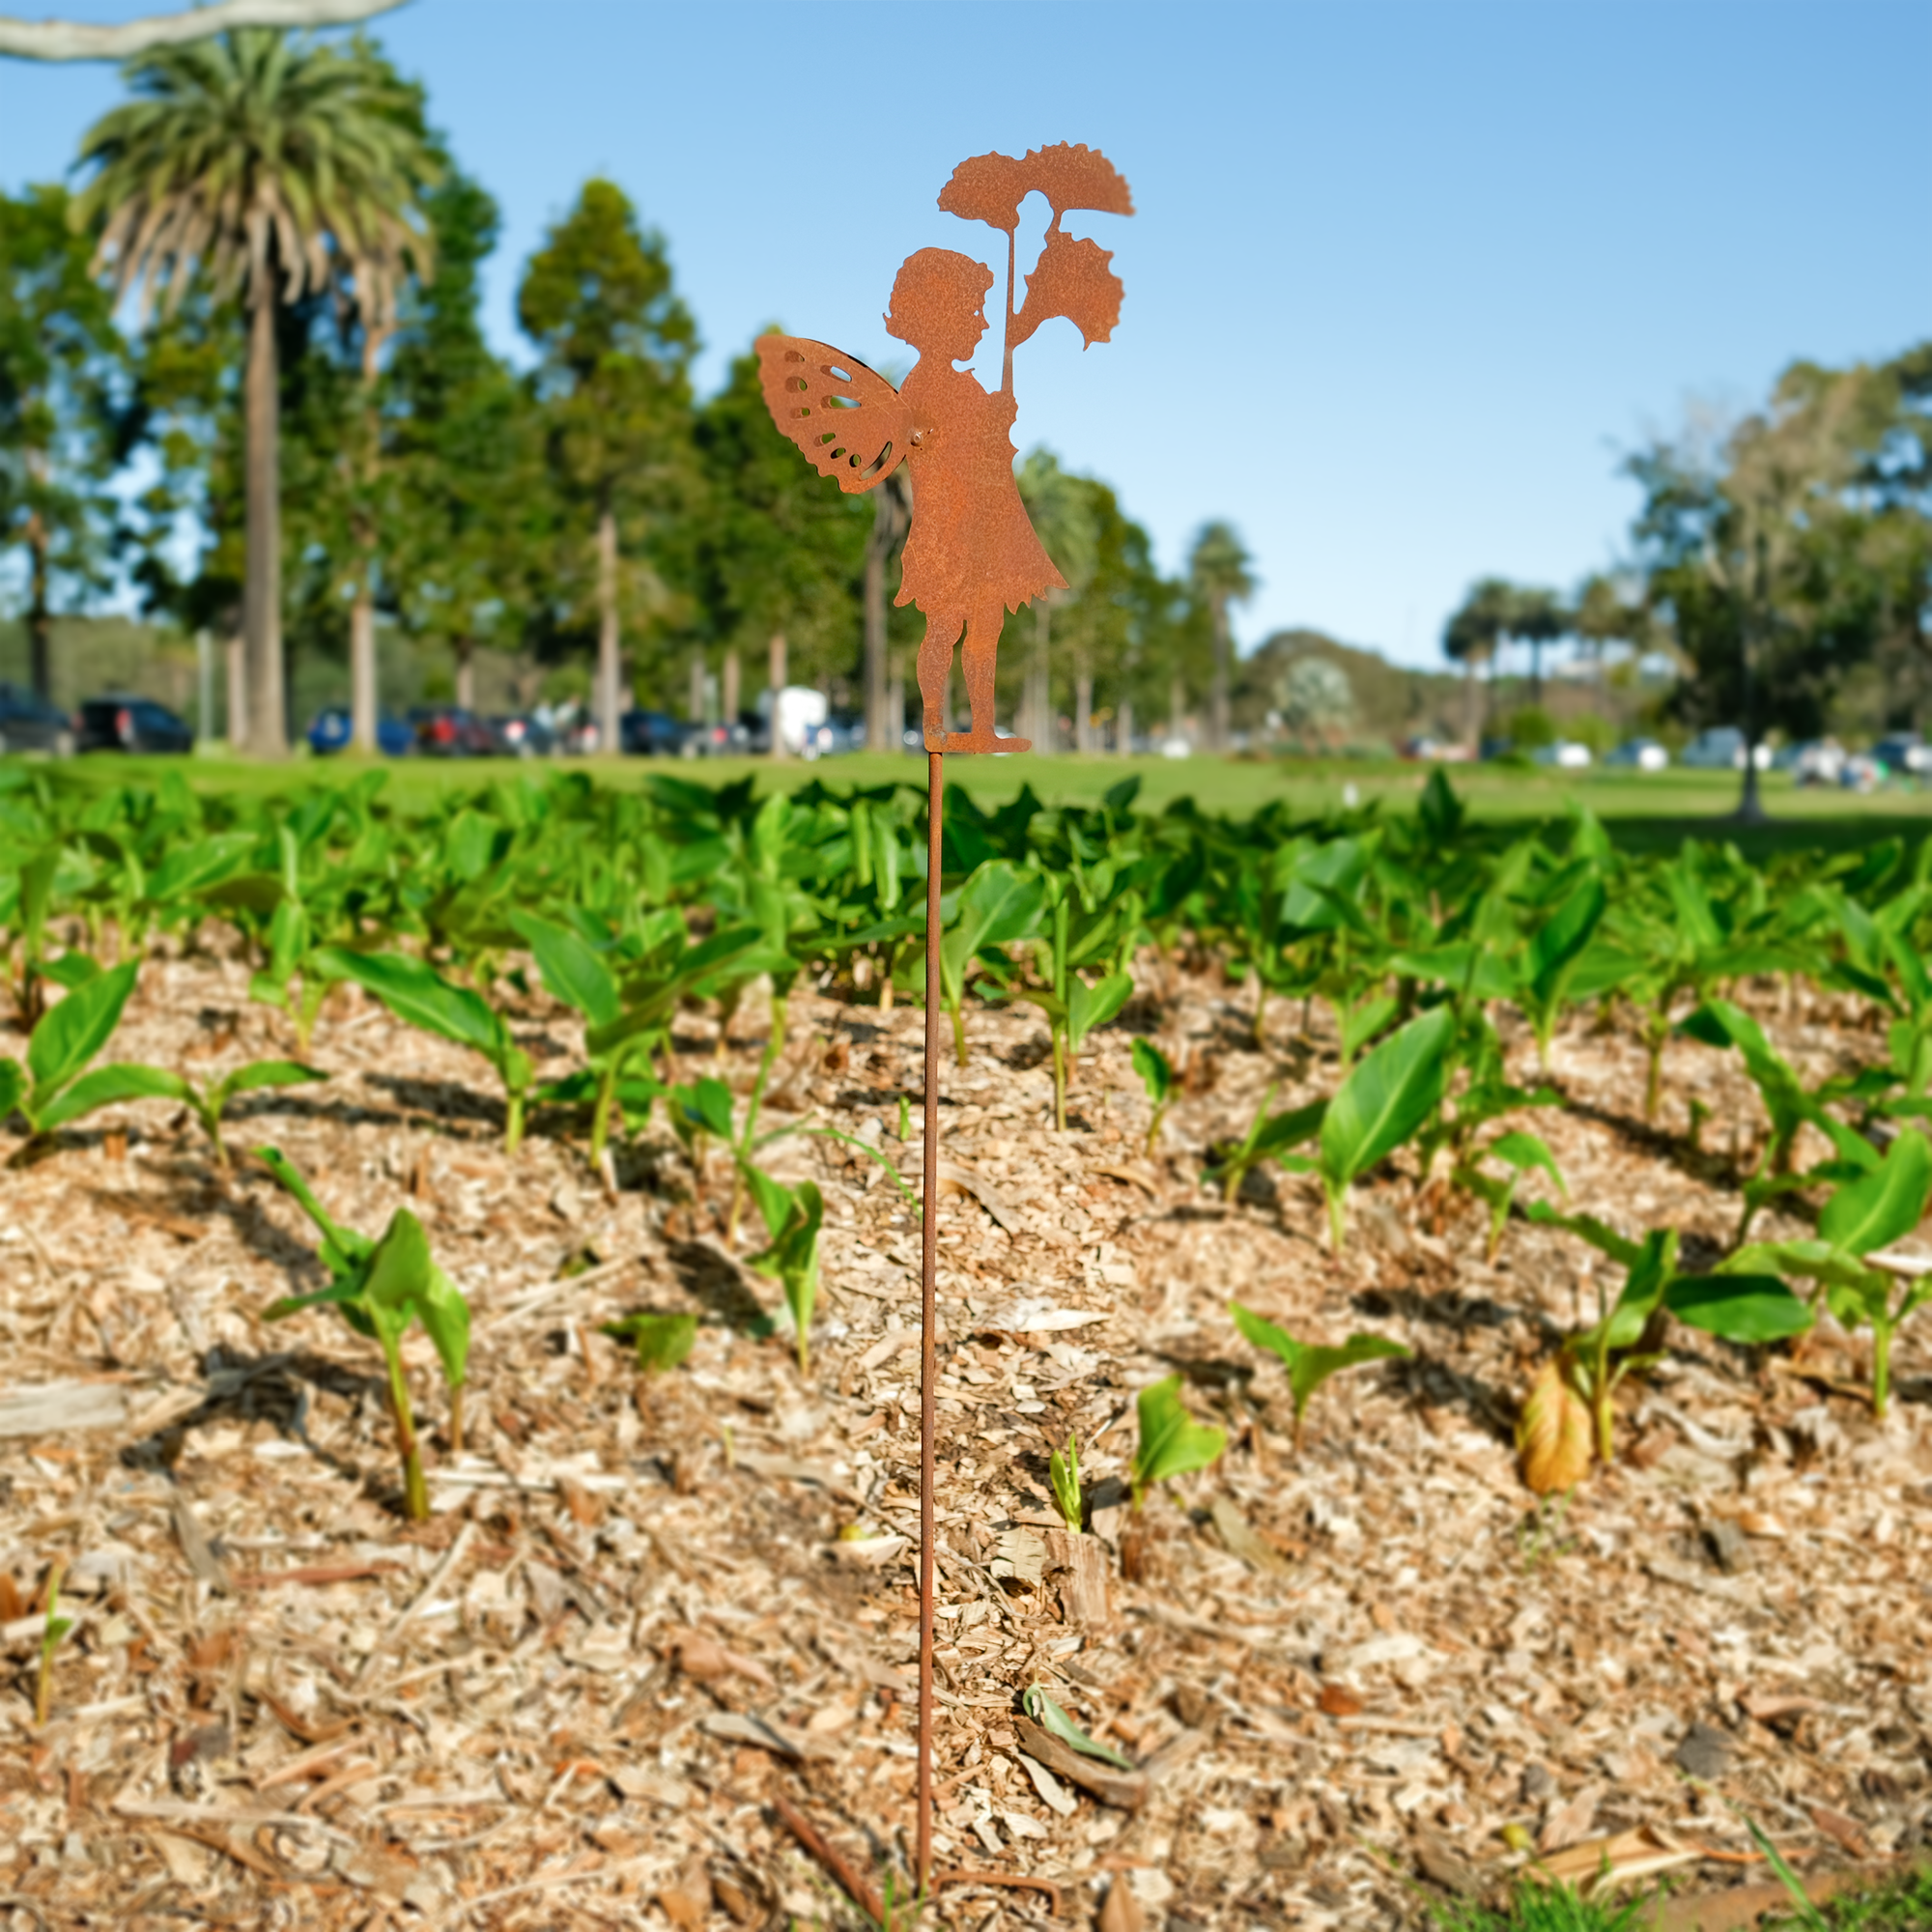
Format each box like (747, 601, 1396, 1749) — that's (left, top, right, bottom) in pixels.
(885, 248, 993, 363)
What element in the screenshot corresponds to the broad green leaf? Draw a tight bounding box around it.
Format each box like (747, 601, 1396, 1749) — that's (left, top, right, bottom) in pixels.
(1130, 1037, 1174, 1104)
(1819, 1130, 1932, 1259)
(0, 1059, 24, 1120)
(1665, 1273, 1813, 1344)
(27, 960, 138, 1094)
(510, 912, 621, 1028)
(1523, 1200, 1645, 1269)
(1231, 1301, 1409, 1431)
(604, 1310, 698, 1373)
(39, 952, 100, 990)
(416, 1264, 471, 1391)
(1066, 971, 1133, 1051)
(36, 1062, 189, 1131)
(1490, 1130, 1565, 1191)
(213, 1061, 328, 1107)
(314, 950, 503, 1058)
(361, 1208, 439, 1346)
(1129, 1374, 1225, 1504)
(254, 1145, 370, 1274)
(1529, 874, 1605, 996)
(1320, 1004, 1454, 1188)
(1021, 1686, 1133, 1769)
(677, 1077, 735, 1143)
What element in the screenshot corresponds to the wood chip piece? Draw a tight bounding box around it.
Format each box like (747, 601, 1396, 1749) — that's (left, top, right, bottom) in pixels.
(0, 1379, 128, 1438)
(1011, 1715, 1148, 1810)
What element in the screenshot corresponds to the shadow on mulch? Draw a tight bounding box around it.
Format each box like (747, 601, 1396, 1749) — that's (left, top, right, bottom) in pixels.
(363, 1073, 507, 1135)
(121, 1344, 383, 1488)
(664, 1236, 775, 1336)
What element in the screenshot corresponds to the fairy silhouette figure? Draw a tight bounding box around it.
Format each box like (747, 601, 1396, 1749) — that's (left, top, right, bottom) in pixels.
(756, 144, 1132, 753)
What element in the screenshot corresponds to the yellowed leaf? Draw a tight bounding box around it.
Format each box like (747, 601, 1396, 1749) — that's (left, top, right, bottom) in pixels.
(1517, 1358, 1591, 1495)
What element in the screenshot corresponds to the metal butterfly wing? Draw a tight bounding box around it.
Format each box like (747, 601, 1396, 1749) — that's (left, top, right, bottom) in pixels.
(755, 335, 912, 494)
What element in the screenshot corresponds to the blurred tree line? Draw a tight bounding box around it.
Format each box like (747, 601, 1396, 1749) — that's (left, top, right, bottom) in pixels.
(0, 26, 1234, 756)
(1442, 345, 1932, 809)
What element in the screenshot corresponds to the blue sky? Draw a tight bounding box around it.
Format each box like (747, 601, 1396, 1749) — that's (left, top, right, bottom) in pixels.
(3, 0, 1926, 669)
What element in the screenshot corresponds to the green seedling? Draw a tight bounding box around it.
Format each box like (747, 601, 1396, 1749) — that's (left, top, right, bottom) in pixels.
(0, 960, 164, 1140)
(1207, 1085, 1325, 1204)
(602, 1310, 698, 1375)
(1131, 1038, 1175, 1156)
(257, 1147, 470, 1519)
(1455, 1129, 1567, 1261)
(1128, 1374, 1226, 1508)
(1048, 1432, 1083, 1531)
(1229, 1302, 1410, 1452)
(34, 1560, 71, 1728)
(1732, 1127, 1932, 1414)
(1014, 893, 1134, 1131)
(739, 1161, 824, 1374)
(896, 1093, 911, 1140)
(1301, 1004, 1455, 1248)
(939, 859, 1048, 1066)
(315, 948, 534, 1153)
(1021, 1684, 1133, 1768)
(1516, 866, 1606, 1068)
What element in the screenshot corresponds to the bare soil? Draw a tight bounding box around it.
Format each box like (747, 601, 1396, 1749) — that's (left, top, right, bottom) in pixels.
(2, 955, 1930, 1929)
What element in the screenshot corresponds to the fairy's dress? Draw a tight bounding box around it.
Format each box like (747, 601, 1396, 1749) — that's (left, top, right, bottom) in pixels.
(895, 359, 1066, 623)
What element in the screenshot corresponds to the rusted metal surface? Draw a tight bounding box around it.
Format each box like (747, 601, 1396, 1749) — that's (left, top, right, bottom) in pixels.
(755, 144, 1132, 1897)
(756, 141, 1131, 755)
(920, 748, 943, 1889)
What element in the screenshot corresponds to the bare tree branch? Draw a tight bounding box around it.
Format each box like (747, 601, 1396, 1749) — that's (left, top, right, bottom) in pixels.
(0, 0, 406, 62)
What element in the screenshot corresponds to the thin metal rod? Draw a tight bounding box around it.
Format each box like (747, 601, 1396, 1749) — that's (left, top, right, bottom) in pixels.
(918, 747, 943, 1894)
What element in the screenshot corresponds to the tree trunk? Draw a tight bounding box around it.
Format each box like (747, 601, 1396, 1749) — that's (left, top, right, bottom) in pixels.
(595, 501, 621, 753)
(1117, 695, 1133, 755)
(242, 288, 285, 758)
(1169, 674, 1185, 746)
(1463, 655, 1483, 751)
(225, 631, 246, 746)
(350, 571, 378, 752)
(768, 631, 787, 758)
(722, 647, 740, 726)
(453, 636, 475, 711)
(688, 648, 705, 725)
(24, 502, 50, 702)
(1074, 658, 1093, 753)
(1209, 597, 1231, 751)
(887, 662, 904, 752)
(865, 505, 890, 753)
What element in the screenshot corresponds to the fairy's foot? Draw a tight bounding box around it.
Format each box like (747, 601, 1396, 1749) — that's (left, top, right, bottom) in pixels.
(936, 728, 1029, 755)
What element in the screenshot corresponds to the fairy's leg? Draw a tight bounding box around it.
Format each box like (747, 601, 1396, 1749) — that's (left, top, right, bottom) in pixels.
(917, 612, 963, 752)
(956, 605, 1028, 754)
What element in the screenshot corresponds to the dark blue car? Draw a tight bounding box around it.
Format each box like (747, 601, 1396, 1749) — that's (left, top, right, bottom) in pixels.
(308, 707, 413, 756)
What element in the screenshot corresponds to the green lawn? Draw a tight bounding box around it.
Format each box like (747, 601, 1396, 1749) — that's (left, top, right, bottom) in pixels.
(16, 747, 1932, 854)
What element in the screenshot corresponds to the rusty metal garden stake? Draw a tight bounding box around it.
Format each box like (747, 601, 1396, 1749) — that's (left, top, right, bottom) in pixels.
(920, 746, 943, 1889)
(753, 140, 1133, 1897)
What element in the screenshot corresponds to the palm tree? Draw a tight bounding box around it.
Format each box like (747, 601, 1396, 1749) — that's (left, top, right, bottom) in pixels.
(1509, 585, 1569, 706)
(1443, 577, 1515, 749)
(74, 29, 436, 755)
(1187, 521, 1254, 752)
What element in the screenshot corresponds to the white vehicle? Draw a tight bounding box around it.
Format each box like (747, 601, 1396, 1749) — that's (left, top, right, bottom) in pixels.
(758, 684, 829, 757)
(1680, 726, 1771, 770)
(1781, 739, 1846, 786)
(1529, 740, 1592, 769)
(1603, 737, 1669, 772)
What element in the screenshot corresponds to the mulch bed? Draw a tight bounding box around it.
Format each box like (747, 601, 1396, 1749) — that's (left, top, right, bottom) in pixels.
(1, 952, 1928, 1928)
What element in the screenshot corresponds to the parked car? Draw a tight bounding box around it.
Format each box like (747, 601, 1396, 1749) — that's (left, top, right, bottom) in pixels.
(484, 713, 555, 757)
(1778, 738, 1847, 786)
(619, 708, 688, 756)
(1871, 733, 1931, 779)
(1529, 740, 1593, 769)
(0, 683, 75, 755)
(683, 713, 767, 757)
(406, 704, 493, 756)
(75, 695, 193, 754)
(307, 706, 414, 756)
(1679, 726, 1771, 770)
(1603, 737, 1669, 772)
